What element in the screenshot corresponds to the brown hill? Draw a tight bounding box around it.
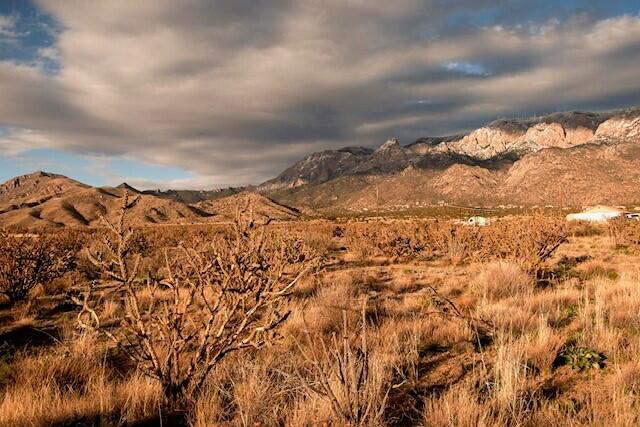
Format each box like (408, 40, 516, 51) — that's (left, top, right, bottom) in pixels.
(0, 171, 89, 213)
(194, 192, 301, 222)
(0, 173, 302, 229)
(0, 175, 214, 229)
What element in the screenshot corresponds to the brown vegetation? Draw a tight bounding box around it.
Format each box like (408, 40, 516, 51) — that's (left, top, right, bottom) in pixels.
(295, 299, 391, 426)
(343, 214, 567, 275)
(0, 229, 80, 304)
(75, 193, 315, 409)
(1, 204, 640, 426)
(609, 217, 640, 251)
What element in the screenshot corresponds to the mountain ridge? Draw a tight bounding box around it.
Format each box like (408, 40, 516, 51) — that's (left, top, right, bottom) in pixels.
(259, 107, 640, 211)
(0, 173, 297, 229)
(259, 108, 640, 193)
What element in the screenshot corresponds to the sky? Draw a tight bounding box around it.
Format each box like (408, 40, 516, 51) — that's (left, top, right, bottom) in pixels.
(0, 0, 639, 189)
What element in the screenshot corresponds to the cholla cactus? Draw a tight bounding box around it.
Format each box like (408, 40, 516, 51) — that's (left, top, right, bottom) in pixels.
(74, 191, 316, 408)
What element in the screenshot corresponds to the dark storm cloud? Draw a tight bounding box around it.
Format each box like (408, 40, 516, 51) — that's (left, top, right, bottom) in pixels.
(0, 0, 639, 187)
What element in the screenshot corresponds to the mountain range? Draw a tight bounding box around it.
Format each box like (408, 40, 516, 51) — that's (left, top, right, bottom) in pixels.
(259, 108, 640, 211)
(1, 107, 639, 228)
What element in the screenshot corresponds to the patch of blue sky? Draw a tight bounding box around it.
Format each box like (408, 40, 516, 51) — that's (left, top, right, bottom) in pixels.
(0, 148, 194, 187)
(0, 0, 61, 73)
(441, 0, 640, 29)
(443, 61, 490, 76)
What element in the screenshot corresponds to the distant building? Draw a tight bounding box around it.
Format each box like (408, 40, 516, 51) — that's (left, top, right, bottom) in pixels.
(566, 206, 623, 222)
(463, 216, 489, 226)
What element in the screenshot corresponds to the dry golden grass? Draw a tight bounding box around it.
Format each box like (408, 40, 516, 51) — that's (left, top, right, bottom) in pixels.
(286, 275, 359, 336)
(2, 215, 640, 425)
(0, 332, 161, 426)
(473, 261, 534, 301)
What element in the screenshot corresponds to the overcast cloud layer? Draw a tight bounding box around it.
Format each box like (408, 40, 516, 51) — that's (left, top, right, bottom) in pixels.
(0, 0, 639, 188)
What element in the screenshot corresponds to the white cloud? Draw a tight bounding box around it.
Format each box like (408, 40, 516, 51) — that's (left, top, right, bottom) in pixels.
(36, 46, 59, 61)
(0, 2, 639, 187)
(0, 14, 18, 40)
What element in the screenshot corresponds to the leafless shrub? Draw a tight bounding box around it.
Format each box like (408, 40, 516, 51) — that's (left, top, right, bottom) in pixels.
(344, 222, 437, 261)
(476, 214, 568, 276)
(609, 217, 640, 251)
(74, 192, 316, 409)
(342, 216, 566, 271)
(431, 223, 481, 264)
(0, 229, 79, 304)
(344, 226, 380, 260)
(567, 220, 606, 237)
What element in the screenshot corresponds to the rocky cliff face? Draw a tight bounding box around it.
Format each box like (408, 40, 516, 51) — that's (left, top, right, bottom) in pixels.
(595, 111, 640, 140)
(258, 146, 374, 191)
(418, 111, 613, 159)
(260, 108, 640, 193)
(261, 108, 640, 209)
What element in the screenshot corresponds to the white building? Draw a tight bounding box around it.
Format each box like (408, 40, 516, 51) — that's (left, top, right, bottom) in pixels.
(464, 216, 490, 226)
(566, 206, 623, 222)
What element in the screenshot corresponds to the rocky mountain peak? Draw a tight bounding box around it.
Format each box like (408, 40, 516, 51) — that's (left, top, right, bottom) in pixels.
(116, 182, 141, 193)
(1, 171, 63, 194)
(257, 107, 640, 194)
(28, 171, 52, 178)
(376, 138, 401, 152)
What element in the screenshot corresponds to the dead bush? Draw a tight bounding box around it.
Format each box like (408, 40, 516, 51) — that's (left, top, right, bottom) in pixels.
(568, 220, 606, 237)
(74, 193, 316, 410)
(431, 223, 481, 264)
(0, 229, 80, 304)
(341, 216, 566, 271)
(478, 214, 568, 275)
(344, 221, 438, 261)
(609, 218, 640, 251)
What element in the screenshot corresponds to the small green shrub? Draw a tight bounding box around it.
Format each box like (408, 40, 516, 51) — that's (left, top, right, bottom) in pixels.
(565, 305, 578, 319)
(553, 345, 606, 371)
(583, 265, 619, 281)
